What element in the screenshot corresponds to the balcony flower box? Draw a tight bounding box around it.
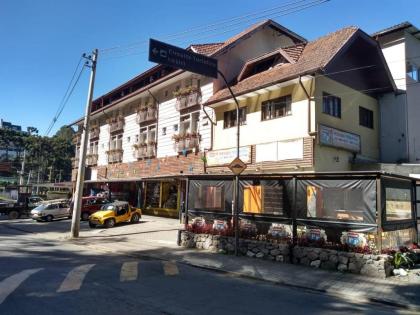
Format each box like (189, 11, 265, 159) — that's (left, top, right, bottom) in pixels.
(174, 86, 201, 111)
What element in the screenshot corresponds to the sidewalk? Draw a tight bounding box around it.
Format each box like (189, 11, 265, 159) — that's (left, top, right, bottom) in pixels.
(61, 215, 420, 311)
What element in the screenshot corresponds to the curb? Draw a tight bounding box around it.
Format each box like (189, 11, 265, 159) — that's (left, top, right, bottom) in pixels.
(69, 239, 419, 312)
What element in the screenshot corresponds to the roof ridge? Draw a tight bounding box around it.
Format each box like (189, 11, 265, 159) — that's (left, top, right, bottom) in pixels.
(308, 26, 359, 44)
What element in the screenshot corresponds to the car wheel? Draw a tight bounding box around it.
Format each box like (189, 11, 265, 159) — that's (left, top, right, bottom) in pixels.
(105, 218, 115, 228)
(46, 215, 53, 222)
(81, 212, 90, 221)
(89, 222, 96, 228)
(130, 213, 140, 223)
(8, 210, 19, 220)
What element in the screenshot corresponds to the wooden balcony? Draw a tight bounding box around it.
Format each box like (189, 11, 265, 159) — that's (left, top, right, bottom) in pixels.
(90, 127, 100, 140)
(109, 119, 124, 134)
(146, 144, 156, 157)
(72, 133, 81, 145)
(106, 149, 123, 163)
(173, 133, 200, 153)
(134, 145, 147, 159)
(86, 154, 98, 166)
(175, 91, 201, 111)
(136, 107, 157, 124)
(71, 157, 79, 168)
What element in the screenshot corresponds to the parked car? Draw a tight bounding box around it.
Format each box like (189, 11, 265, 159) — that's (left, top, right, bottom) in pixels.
(30, 199, 71, 222)
(88, 201, 141, 228)
(75, 196, 110, 221)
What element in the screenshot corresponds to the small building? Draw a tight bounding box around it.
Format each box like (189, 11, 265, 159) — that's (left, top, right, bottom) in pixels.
(373, 22, 420, 163)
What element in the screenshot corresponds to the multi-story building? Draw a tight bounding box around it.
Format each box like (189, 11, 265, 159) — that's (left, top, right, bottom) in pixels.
(71, 20, 395, 217)
(372, 22, 420, 163)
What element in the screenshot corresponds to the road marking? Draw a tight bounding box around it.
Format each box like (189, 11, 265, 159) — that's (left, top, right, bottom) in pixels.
(162, 261, 179, 276)
(0, 268, 43, 304)
(57, 264, 95, 293)
(120, 261, 138, 282)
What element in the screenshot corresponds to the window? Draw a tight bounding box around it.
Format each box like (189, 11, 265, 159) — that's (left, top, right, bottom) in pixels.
(194, 186, 224, 210)
(307, 186, 365, 222)
(110, 134, 123, 150)
(148, 125, 156, 143)
(406, 62, 419, 81)
(243, 184, 284, 215)
(173, 124, 178, 132)
(261, 95, 291, 121)
(89, 141, 98, 155)
(359, 107, 374, 129)
(385, 185, 412, 221)
(162, 127, 167, 135)
(180, 112, 199, 135)
(322, 92, 341, 118)
(223, 107, 247, 129)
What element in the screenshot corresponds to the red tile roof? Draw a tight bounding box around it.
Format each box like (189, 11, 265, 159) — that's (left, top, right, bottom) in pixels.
(205, 26, 359, 105)
(190, 43, 224, 56)
(282, 43, 306, 62)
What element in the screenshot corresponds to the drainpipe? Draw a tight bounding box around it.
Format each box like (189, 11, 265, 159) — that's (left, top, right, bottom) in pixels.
(299, 75, 312, 135)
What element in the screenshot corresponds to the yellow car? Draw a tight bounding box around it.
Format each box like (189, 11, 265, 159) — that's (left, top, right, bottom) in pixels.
(88, 201, 142, 228)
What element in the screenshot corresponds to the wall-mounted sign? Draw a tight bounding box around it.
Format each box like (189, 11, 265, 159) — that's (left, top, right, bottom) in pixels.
(207, 146, 252, 166)
(319, 124, 361, 153)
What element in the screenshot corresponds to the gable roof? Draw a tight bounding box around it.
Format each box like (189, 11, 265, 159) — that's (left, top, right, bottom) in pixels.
(205, 26, 360, 105)
(208, 19, 307, 57)
(372, 21, 420, 40)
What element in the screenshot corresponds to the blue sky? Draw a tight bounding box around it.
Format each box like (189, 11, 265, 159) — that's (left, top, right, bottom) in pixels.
(1, 0, 419, 135)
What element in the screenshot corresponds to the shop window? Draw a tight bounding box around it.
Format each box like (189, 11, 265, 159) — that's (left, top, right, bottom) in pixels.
(322, 92, 341, 118)
(359, 106, 374, 129)
(385, 186, 412, 221)
(194, 186, 224, 211)
(243, 185, 284, 215)
(161, 182, 178, 209)
(307, 186, 365, 221)
(145, 182, 160, 208)
(224, 107, 247, 129)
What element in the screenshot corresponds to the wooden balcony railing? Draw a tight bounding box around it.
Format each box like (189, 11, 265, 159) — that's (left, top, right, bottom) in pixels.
(90, 127, 100, 140)
(173, 133, 201, 153)
(134, 145, 147, 159)
(136, 107, 157, 124)
(109, 118, 124, 133)
(71, 157, 79, 168)
(106, 149, 123, 163)
(72, 133, 81, 145)
(175, 90, 201, 111)
(86, 154, 98, 166)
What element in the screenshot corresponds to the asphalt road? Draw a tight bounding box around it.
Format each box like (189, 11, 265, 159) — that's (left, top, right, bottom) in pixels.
(0, 220, 410, 315)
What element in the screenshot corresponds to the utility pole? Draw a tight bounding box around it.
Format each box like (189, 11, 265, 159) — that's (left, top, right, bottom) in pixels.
(71, 49, 98, 238)
(19, 149, 26, 185)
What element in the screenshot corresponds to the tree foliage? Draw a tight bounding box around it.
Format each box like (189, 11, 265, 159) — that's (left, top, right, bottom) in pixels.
(0, 126, 75, 182)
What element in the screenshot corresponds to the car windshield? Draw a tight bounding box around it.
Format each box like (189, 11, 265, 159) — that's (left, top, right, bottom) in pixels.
(101, 205, 117, 211)
(33, 204, 51, 211)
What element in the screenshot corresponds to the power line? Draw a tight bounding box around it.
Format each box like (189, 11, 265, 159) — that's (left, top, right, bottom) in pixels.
(101, 0, 312, 53)
(100, 0, 329, 59)
(45, 60, 86, 136)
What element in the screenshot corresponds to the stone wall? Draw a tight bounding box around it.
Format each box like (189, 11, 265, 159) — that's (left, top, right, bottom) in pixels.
(293, 246, 393, 278)
(179, 231, 393, 278)
(180, 231, 290, 263)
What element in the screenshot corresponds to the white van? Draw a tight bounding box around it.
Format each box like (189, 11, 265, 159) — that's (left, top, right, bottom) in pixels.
(30, 200, 71, 222)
